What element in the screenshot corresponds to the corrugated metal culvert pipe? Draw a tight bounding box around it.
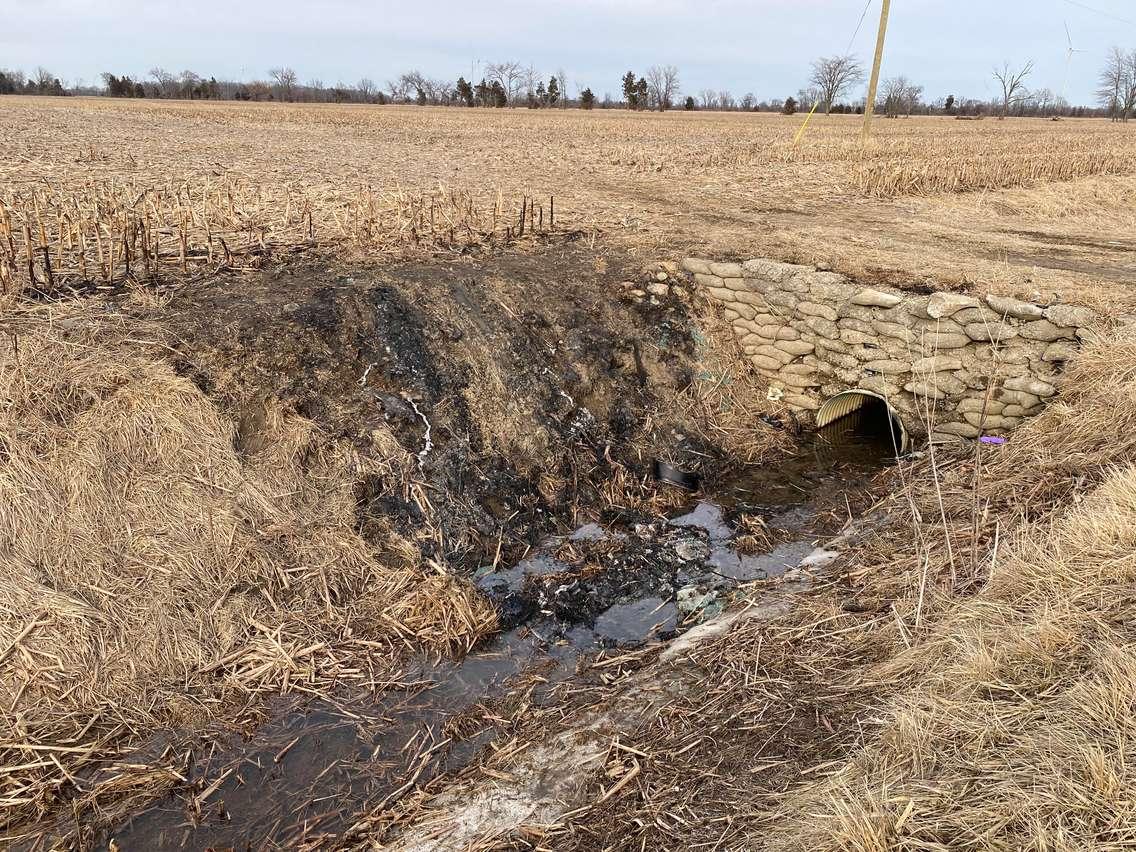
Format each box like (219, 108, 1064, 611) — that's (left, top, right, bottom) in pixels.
(815, 389, 908, 456)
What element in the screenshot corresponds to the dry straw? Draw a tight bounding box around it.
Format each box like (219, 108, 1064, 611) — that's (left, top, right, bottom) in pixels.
(0, 304, 495, 842)
(777, 330, 1136, 851)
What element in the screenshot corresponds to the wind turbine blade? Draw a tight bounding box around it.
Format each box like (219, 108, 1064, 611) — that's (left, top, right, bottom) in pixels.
(1065, 20, 1073, 50)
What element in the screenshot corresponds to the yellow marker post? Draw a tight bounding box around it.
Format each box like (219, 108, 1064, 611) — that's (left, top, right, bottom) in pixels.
(793, 100, 821, 147)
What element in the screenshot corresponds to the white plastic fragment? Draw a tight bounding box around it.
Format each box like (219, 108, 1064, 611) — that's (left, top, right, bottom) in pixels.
(407, 398, 433, 467)
(799, 547, 840, 569)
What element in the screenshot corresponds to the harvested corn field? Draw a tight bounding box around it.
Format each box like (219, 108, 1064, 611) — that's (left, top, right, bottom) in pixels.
(2, 98, 1135, 300)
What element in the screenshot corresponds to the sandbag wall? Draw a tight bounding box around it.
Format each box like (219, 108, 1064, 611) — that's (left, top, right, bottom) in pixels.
(685, 257, 1098, 441)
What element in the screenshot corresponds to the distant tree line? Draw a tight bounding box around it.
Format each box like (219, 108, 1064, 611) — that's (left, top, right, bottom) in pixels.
(2, 53, 1129, 120)
(102, 71, 222, 100)
(100, 67, 379, 103)
(0, 67, 67, 96)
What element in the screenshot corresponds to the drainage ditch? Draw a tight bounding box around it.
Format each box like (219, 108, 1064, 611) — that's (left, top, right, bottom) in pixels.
(102, 419, 893, 850)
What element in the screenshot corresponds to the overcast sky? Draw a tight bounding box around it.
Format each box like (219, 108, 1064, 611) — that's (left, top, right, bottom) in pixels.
(4, 0, 1135, 104)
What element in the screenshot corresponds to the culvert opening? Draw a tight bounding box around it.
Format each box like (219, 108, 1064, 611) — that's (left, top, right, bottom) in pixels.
(815, 390, 908, 459)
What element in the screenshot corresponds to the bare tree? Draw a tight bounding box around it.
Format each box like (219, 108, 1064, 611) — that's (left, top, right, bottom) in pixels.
(698, 88, 717, 109)
(645, 64, 680, 111)
(1102, 48, 1136, 122)
(1029, 87, 1057, 115)
(880, 77, 902, 115)
(1097, 47, 1126, 120)
(1125, 50, 1136, 122)
(148, 67, 178, 98)
(880, 76, 923, 117)
(809, 54, 864, 114)
(387, 75, 411, 102)
(796, 87, 822, 111)
(741, 92, 756, 111)
(556, 68, 569, 108)
(389, 71, 452, 105)
(485, 61, 524, 105)
(269, 67, 298, 101)
(178, 70, 202, 99)
(412, 72, 434, 103)
(992, 60, 1034, 118)
(718, 90, 734, 110)
(357, 78, 376, 102)
(520, 64, 540, 103)
(399, 71, 422, 103)
(391, 71, 433, 104)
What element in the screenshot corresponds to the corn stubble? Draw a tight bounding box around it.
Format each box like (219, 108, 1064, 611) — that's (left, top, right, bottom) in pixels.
(1, 98, 1132, 296)
(0, 178, 551, 295)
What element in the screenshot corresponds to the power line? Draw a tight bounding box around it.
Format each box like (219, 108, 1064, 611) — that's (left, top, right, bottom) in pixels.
(1062, 0, 1136, 28)
(844, 0, 875, 56)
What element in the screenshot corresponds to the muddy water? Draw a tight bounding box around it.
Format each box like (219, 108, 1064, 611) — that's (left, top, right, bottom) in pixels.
(104, 421, 893, 850)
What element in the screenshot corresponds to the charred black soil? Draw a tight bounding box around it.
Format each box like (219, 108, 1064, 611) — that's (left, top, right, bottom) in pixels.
(150, 241, 727, 574)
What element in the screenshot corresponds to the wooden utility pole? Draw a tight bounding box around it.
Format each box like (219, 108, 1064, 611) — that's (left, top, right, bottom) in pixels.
(861, 0, 892, 142)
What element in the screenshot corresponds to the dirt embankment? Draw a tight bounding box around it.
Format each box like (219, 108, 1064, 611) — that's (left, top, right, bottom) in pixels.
(0, 239, 788, 846)
(158, 242, 738, 572)
(12, 233, 1131, 852)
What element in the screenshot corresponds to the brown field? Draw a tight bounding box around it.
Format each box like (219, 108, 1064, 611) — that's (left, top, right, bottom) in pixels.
(2, 97, 1135, 305)
(2, 94, 1136, 850)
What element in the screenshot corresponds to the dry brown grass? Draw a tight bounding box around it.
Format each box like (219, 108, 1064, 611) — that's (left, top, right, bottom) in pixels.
(0, 303, 494, 842)
(774, 332, 1136, 851)
(679, 286, 797, 464)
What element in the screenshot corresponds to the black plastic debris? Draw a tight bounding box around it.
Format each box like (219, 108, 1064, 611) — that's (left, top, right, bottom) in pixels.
(653, 459, 700, 490)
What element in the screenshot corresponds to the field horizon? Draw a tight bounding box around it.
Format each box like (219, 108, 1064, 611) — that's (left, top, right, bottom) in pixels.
(3, 95, 1134, 308)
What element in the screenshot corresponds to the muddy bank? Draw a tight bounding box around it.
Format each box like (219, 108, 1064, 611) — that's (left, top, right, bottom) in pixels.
(152, 240, 778, 573)
(104, 419, 892, 850)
